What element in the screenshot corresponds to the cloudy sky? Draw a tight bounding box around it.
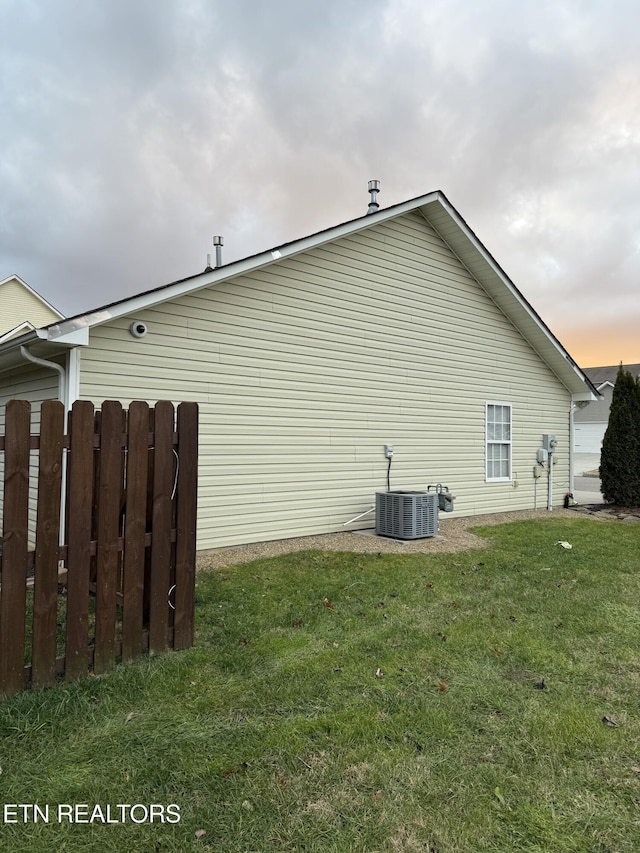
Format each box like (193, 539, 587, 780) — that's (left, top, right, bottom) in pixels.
(1, 0, 639, 367)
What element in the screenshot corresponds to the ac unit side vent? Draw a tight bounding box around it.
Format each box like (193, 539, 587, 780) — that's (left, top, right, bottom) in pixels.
(375, 491, 438, 540)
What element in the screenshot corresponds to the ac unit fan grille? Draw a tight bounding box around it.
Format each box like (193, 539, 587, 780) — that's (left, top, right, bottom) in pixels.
(375, 491, 438, 540)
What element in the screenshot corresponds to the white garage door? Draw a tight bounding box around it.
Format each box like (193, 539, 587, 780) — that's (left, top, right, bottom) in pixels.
(574, 423, 606, 453)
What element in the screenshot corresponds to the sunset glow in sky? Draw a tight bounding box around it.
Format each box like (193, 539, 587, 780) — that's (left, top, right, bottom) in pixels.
(1, 0, 638, 369)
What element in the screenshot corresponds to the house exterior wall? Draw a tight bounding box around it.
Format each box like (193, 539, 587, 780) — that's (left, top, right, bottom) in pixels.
(0, 278, 61, 336)
(74, 211, 573, 549)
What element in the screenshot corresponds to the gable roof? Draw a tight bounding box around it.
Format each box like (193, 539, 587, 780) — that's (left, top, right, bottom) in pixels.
(0, 275, 65, 320)
(0, 191, 598, 400)
(584, 364, 640, 390)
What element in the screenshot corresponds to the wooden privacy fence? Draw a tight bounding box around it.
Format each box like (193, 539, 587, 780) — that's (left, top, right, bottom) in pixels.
(0, 399, 198, 697)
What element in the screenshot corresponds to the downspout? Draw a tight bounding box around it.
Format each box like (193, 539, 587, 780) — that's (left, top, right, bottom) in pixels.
(65, 347, 81, 414)
(569, 403, 576, 497)
(18, 346, 73, 550)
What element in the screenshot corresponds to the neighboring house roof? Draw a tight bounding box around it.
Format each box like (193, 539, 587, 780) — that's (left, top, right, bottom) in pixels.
(0, 191, 598, 400)
(0, 275, 65, 338)
(583, 364, 640, 390)
(0, 320, 36, 344)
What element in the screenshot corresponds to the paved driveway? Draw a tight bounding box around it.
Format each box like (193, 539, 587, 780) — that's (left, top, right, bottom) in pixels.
(573, 452, 603, 504)
(573, 475, 604, 504)
(574, 453, 600, 475)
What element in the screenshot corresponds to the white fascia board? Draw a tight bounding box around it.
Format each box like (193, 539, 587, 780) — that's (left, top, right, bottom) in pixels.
(45, 311, 112, 338)
(33, 187, 593, 399)
(430, 195, 594, 397)
(45, 326, 89, 346)
(0, 325, 88, 357)
(434, 195, 563, 351)
(572, 390, 599, 402)
(46, 193, 443, 340)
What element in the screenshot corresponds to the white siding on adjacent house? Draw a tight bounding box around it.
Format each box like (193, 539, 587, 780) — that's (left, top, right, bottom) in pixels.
(78, 211, 573, 549)
(573, 385, 612, 456)
(574, 423, 605, 454)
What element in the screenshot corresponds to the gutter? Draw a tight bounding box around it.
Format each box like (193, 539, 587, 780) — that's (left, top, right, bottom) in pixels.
(19, 346, 67, 405)
(18, 344, 82, 416)
(0, 326, 88, 358)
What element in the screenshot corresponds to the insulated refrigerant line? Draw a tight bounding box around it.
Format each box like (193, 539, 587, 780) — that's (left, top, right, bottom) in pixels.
(343, 506, 374, 526)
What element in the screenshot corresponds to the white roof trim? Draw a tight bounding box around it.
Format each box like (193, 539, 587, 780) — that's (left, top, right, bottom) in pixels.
(0, 325, 88, 358)
(45, 192, 443, 339)
(420, 196, 597, 399)
(1, 192, 596, 398)
(0, 320, 36, 343)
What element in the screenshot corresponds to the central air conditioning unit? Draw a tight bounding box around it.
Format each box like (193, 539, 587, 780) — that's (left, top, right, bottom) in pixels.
(375, 491, 438, 540)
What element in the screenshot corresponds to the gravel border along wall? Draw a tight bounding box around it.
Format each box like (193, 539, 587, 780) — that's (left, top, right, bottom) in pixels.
(196, 507, 588, 571)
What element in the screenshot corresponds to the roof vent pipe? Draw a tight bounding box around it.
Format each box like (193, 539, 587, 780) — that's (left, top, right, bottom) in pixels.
(213, 236, 224, 268)
(367, 180, 380, 214)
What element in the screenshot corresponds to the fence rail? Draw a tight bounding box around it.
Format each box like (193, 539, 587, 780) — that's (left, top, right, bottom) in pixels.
(0, 399, 198, 697)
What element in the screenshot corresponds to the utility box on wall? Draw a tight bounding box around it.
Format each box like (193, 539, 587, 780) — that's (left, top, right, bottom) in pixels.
(375, 491, 438, 540)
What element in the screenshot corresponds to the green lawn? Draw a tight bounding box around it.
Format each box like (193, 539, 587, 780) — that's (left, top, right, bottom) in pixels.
(1, 517, 640, 851)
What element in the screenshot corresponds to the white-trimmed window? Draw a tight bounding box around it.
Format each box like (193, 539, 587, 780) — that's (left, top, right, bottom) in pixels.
(486, 403, 512, 481)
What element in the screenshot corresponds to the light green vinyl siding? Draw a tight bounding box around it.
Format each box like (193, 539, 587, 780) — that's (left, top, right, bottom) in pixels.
(78, 211, 572, 549)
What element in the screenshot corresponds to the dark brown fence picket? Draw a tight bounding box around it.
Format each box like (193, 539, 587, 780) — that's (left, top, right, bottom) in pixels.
(32, 400, 64, 688)
(0, 400, 31, 696)
(65, 400, 95, 682)
(174, 402, 198, 650)
(148, 401, 174, 656)
(121, 401, 149, 662)
(94, 401, 123, 675)
(0, 398, 198, 697)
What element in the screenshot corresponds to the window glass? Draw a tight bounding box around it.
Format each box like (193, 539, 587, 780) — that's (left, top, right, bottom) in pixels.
(486, 404, 512, 481)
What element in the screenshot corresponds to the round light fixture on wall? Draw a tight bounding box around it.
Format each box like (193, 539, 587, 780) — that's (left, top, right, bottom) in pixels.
(130, 321, 148, 338)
